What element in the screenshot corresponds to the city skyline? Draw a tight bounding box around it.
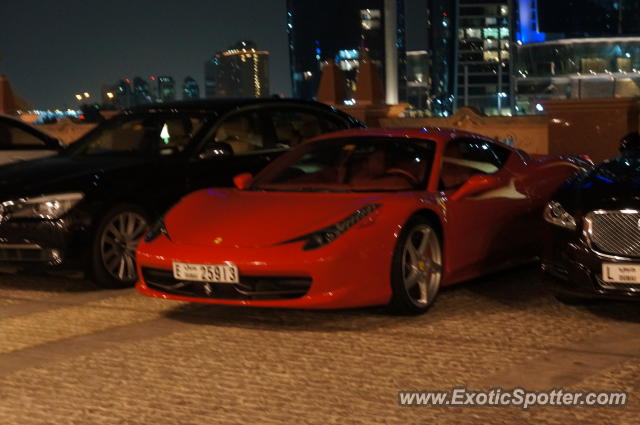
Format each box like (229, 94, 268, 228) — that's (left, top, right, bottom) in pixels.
(0, 0, 427, 109)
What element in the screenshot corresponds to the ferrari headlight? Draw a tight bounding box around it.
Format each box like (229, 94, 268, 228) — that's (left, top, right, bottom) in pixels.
(543, 201, 577, 231)
(0, 193, 83, 221)
(144, 218, 171, 243)
(282, 204, 380, 250)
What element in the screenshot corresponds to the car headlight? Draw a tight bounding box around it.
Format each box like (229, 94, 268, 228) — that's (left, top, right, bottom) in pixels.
(281, 204, 380, 250)
(144, 218, 171, 243)
(0, 192, 83, 221)
(543, 201, 577, 230)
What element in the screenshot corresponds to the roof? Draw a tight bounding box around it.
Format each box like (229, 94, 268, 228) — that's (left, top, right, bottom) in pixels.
(307, 127, 494, 145)
(122, 98, 344, 114)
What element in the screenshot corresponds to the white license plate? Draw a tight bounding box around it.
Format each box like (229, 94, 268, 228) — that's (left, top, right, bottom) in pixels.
(172, 262, 239, 283)
(602, 263, 640, 284)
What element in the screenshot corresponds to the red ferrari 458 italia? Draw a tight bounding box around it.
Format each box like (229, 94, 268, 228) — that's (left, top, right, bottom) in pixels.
(136, 128, 589, 314)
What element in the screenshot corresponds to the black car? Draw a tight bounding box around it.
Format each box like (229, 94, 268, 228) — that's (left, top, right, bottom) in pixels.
(0, 114, 65, 165)
(542, 133, 640, 301)
(0, 98, 363, 288)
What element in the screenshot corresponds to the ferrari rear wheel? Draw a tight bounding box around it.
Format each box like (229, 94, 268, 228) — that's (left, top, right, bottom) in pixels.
(389, 217, 443, 315)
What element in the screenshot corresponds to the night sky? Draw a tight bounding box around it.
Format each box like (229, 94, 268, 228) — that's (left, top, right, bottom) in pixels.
(0, 0, 426, 109)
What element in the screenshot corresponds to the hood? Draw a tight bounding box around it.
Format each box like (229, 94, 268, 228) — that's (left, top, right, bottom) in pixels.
(558, 157, 640, 213)
(0, 155, 149, 200)
(164, 188, 385, 248)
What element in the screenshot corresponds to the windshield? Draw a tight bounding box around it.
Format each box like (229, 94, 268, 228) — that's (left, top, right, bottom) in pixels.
(251, 138, 435, 192)
(67, 115, 205, 157)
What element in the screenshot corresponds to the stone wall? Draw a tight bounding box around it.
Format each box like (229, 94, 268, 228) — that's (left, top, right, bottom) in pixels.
(542, 98, 640, 162)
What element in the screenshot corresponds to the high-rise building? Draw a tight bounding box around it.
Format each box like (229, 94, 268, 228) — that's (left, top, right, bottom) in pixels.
(406, 50, 429, 111)
(287, 0, 406, 103)
(426, 0, 640, 116)
(457, 0, 515, 116)
(157, 76, 176, 102)
(427, 0, 455, 116)
(133, 77, 153, 105)
(182, 76, 200, 99)
(204, 58, 218, 98)
(427, 0, 518, 116)
(514, 0, 640, 113)
(204, 41, 269, 98)
(113, 79, 133, 109)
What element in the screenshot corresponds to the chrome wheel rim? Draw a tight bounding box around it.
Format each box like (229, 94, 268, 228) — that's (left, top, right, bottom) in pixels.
(402, 225, 442, 307)
(100, 212, 148, 282)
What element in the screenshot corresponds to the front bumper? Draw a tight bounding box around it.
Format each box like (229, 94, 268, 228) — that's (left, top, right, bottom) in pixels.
(135, 234, 394, 309)
(541, 226, 640, 300)
(0, 218, 89, 267)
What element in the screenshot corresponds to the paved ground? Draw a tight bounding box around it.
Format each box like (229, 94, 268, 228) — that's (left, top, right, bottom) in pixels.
(0, 265, 638, 425)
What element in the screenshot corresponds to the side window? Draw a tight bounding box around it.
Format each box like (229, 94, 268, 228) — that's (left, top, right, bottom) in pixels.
(0, 122, 47, 148)
(213, 111, 264, 155)
(269, 109, 343, 147)
(157, 117, 203, 156)
(440, 138, 509, 190)
(75, 116, 203, 156)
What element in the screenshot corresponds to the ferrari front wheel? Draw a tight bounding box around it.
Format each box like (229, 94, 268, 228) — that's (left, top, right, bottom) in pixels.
(389, 217, 443, 315)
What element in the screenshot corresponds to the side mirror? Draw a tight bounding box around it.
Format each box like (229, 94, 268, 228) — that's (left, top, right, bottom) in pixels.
(198, 141, 233, 159)
(233, 172, 253, 190)
(451, 174, 503, 201)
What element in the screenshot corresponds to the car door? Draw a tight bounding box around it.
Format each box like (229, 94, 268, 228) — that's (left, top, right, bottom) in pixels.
(121, 114, 201, 216)
(440, 138, 533, 281)
(0, 118, 61, 164)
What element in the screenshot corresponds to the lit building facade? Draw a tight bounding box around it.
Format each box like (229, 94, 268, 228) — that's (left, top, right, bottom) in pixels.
(515, 38, 640, 113)
(287, 0, 406, 103)
(514, 0, 640, 113)
(456, 0, 516, 116)
(182, 76, 200, 99)
(112, 79, 133, 109)
(133, 77, 153, 105)
(157, 76, 176, 102)
(204, 41, 269, 98)
(426, 0, 456, 116)
(427, 0, 516, 116)
(406, 50, 429, 111)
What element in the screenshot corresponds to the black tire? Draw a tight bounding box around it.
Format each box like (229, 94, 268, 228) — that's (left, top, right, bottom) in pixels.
(388, 216, 443, 315)
(90, 204, 150, 289)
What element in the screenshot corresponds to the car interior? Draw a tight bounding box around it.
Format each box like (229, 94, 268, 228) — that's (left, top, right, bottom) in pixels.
(214, 115, 264, 154)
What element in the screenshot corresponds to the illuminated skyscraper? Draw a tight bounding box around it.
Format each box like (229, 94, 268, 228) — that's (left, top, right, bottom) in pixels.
(287, 0, 406, 103)
(157, 76, 176, 102)
(456, 0, 515, 116)
(406, 50, 429, 111)
(204, 41, 269, 98)
(182, 76, 200, 99)
(133, 77, 153, 105)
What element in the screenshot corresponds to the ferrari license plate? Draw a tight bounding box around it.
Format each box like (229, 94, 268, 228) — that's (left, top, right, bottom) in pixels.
(172, 262, 239, 283)
(602, 263, 640, 284)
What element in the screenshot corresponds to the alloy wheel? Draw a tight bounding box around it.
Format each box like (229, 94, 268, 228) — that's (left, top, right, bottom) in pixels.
(401, 224, 443, 307)
(99, 211, 148, 282)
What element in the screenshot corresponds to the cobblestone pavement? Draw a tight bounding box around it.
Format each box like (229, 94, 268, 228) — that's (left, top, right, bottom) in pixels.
(0, 265, 638, 425)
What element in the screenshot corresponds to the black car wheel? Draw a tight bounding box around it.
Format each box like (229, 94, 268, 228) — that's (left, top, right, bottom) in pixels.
(388, 217, 443, 315)
(91, 205, 149, 289)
